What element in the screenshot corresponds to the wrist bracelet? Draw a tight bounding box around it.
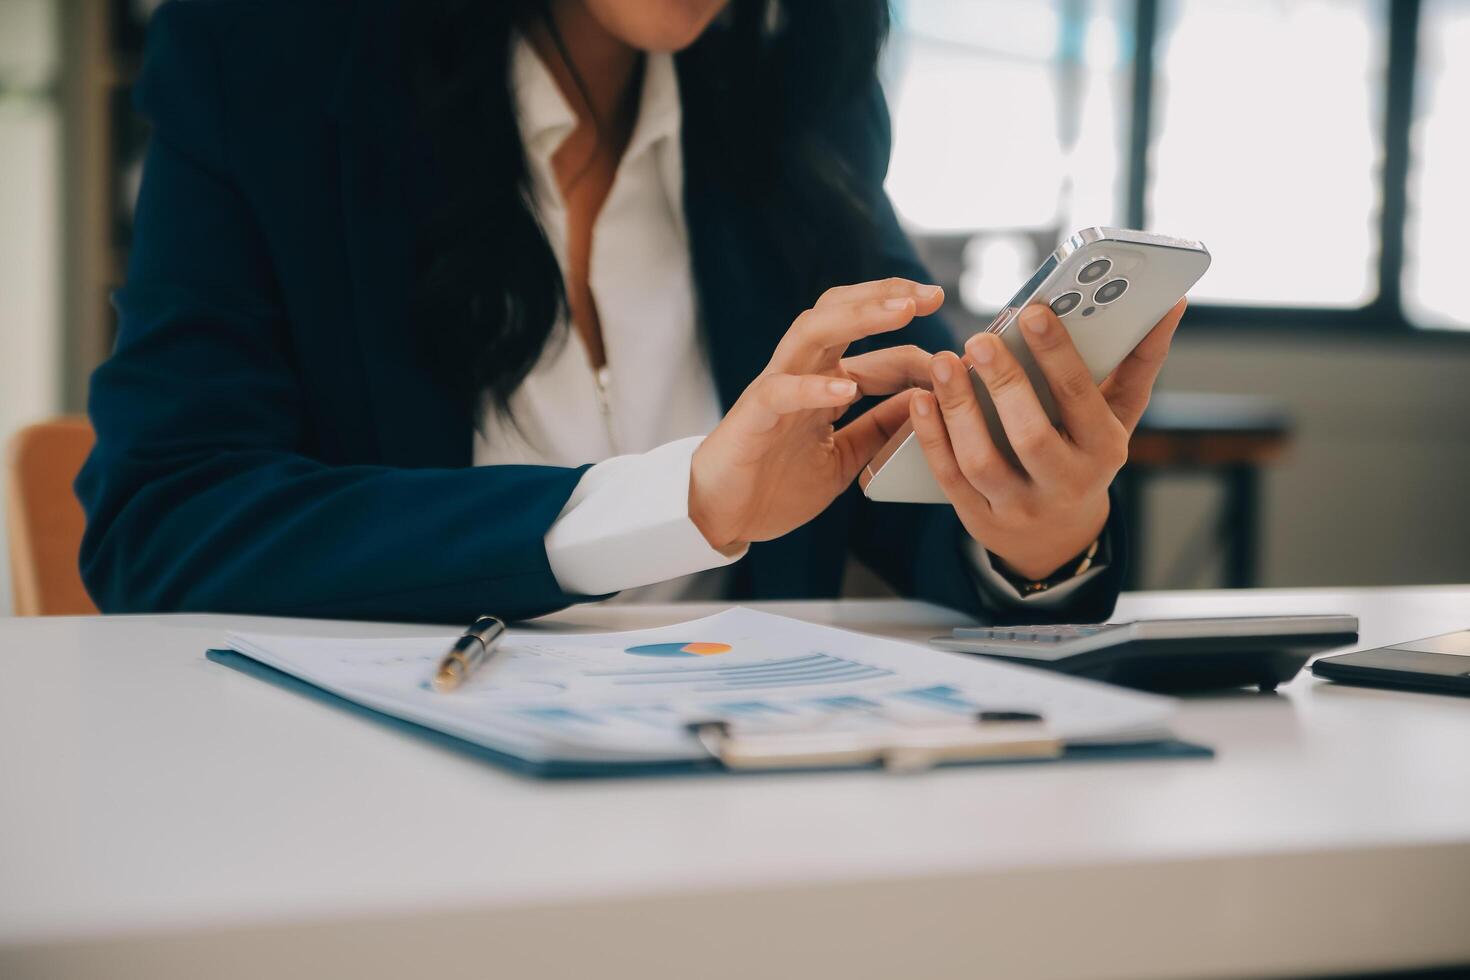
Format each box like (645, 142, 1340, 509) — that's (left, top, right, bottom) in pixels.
(1013, 537, 1101, 596)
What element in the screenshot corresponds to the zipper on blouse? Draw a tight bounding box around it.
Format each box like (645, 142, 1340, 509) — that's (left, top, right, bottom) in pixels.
(593, 364, 619, 456)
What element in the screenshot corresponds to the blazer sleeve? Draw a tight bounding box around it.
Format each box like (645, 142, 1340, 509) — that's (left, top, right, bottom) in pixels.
(834, 81, 1127, 624)
(75, 4, 595, 623)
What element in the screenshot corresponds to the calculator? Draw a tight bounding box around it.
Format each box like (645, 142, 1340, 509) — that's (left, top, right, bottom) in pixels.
(932, 616, 1360, 693)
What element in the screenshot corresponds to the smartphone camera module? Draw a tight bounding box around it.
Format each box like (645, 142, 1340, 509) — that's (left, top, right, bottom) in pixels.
(1049, 291, 1083, 317)
(1094, 278, 1129, 305)
(1077, 257, 1112, 285)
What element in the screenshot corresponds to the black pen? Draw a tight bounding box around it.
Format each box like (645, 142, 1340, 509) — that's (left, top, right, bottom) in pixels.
(433, 616, 507, 692)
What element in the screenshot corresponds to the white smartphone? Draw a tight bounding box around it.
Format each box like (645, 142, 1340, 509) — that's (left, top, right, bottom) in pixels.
(859, 227, 1211, 504)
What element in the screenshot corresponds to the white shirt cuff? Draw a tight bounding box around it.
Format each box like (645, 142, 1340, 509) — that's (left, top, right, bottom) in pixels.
(964, 538, 1107, 609)
(544, 436, 747, 596)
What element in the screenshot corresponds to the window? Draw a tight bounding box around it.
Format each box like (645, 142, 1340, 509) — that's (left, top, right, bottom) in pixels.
(1149, 0, 1381, 307)
(1403, 0, 1470, 330)
(885, 0, 1468, 332)
(885, 0, 1131, 312)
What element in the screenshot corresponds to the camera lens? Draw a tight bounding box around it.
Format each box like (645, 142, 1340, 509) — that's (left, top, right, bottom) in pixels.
(1094, 278, 1129, 305)
(1077, 258, 1112, 285)
(1049, 291, 1083, 317)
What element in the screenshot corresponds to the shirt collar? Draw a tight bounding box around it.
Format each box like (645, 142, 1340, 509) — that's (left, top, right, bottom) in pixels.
(512, 36, 682, 167)
(625, 48, 682, 162)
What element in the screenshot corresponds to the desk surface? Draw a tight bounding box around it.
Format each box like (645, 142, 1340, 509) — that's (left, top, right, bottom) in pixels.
(4, 589, 1470, 980)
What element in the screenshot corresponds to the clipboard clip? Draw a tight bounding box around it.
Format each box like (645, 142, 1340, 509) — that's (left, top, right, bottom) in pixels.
(687, 712, 1063, 774)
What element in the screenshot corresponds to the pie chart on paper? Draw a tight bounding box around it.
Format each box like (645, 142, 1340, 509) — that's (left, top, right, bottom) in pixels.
(624, 641, 733, 658)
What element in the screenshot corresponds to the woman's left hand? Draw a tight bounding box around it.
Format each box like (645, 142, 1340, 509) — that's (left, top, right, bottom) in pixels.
(909, 298, 1188, 581)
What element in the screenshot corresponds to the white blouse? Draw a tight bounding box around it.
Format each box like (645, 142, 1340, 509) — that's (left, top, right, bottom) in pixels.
(473, 42, 737, 603)
(475, 40, 1101, 606)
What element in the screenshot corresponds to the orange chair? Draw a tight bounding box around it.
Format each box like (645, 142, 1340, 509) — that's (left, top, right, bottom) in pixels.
(5, 417, 99, 616)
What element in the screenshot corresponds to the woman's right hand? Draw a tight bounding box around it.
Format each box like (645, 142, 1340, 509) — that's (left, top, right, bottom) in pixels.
(688, 278, 945, 552)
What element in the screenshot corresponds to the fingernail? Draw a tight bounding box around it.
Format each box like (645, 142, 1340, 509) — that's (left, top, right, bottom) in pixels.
(970, 336, 996, 365)
(919, 284, 942, 299)
(930, 354, 952, 384)
(1021, 306, 1049, 336)
(884, 298, 912, 311)
(828, 379, 857, 397)
(913, 393, 931, 417)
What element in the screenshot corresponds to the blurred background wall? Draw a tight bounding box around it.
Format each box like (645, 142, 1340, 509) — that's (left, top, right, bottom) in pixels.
(1, 0, 1467, 613)
(1, 0, 66, 614)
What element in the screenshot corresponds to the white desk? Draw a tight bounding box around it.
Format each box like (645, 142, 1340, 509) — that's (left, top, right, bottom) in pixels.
(3, 589, 1470, 980)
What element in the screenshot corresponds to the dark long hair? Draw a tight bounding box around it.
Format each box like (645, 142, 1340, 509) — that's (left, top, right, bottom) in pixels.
(406, 1, 891, 416)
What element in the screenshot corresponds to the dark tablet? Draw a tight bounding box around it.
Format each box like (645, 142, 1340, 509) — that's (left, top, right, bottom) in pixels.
(1312, 630, 1470, 696)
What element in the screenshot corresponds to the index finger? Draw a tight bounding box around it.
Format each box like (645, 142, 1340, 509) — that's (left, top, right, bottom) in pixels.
(1100, 298, 1188, 432)
(770, 296, 919, 371)
(1015, 304, 1117, 450)
(816, 277, 945, 318)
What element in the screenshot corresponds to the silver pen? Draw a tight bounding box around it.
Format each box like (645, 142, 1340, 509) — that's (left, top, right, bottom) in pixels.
(433, 615, 507, 692)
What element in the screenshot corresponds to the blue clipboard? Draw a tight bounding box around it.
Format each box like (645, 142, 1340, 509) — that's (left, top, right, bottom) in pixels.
(208, 649, 1213, 779)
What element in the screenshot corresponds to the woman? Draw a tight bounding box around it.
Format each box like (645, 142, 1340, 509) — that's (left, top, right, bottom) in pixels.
(77, 0, 1183, 623)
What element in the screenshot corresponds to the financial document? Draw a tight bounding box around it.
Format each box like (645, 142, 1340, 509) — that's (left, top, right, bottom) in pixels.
(225, 608, 1177, 765)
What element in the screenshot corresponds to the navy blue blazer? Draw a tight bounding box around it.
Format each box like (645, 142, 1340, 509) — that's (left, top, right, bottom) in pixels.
(77, 0, 1125, 624)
